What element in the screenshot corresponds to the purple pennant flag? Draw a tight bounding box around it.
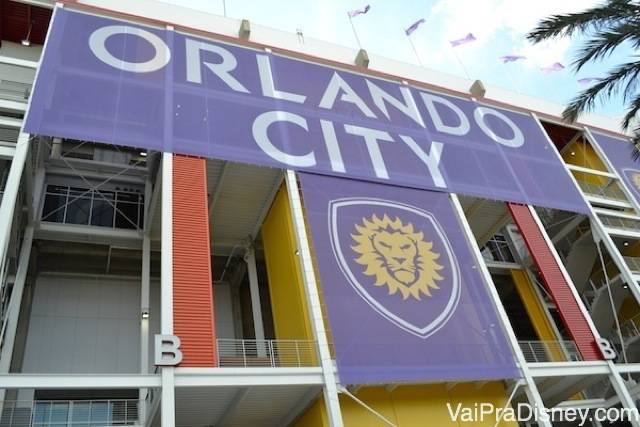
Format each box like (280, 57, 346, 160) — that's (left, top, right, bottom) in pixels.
(449, 33, 476, 47)
(348, 5, 370, 17)
(499, 54, 526, 64)
(578, 77, 599, 85)
(405, 18, 426, 35)
(541, 62, 565, 73)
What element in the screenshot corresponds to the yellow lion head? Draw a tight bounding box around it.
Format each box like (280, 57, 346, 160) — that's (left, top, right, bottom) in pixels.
(351, 214, 444, 301)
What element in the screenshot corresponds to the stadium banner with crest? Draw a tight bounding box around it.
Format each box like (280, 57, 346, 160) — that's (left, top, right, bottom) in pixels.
(589, 131, 640, 205)
(25, 7, 589, 214)
(298, 172, 520, 384)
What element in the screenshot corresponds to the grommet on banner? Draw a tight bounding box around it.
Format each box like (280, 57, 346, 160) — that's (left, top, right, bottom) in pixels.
(239, 19, 251, 40)
(470, 79, 486, 98)
(355, 49, 369, 68)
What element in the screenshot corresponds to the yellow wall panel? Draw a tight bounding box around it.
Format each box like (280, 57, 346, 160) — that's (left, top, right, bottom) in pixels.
(293, 399, 328, 427)
(562, 139, 608, 185)
(295, 383, 518, 426)
(262, 185, 314, 342)
(509, 270, 559, 339)
(619, 297, 640, 324)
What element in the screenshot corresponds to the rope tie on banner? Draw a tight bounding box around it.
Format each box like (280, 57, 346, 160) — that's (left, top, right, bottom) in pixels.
(494, 379, 524, 427)
(338, 387, 397, 427)
(594, 230, 629, 367)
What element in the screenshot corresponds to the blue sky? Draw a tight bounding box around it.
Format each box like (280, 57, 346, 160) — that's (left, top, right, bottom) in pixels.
(161, 0, 633, 122)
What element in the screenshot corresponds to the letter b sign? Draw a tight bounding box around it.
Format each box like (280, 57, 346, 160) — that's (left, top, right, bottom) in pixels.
(597, 337, 617, 360)
(155, 334, 183, 366)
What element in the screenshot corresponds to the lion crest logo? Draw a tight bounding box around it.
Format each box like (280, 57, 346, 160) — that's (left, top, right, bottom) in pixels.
(351, 214, 444, 300)
(329, 198, 460, 338)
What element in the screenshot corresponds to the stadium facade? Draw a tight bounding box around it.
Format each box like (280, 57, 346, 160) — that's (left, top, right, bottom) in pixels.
(1, 1, 640, 426)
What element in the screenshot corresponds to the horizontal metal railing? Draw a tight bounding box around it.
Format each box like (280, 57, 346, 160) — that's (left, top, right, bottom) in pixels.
(620, 313, 640, 340)
(599, 214, 640, 232)
(0, 399, 140, 427)
(216, 339, 317, 367)
(623, 256, 640, 274)
(575, 179, 628, 202)
(518, 340, 582, 363)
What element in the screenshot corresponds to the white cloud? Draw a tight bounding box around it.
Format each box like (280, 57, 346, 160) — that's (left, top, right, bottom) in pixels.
(419, 0, 599, 68)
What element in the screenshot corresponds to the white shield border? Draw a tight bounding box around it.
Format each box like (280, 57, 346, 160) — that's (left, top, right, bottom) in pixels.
(328, 197, 461, 339)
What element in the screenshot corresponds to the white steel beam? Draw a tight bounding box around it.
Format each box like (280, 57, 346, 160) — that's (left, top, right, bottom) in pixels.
(140, 177, 152, 425)
(615, 363, 640, 374)
(450, 194, 552, 427)
(608, 361, 640, 427)
(173, 367, 325, 387)
(145, 166, 162, 233)
(527, 205, 605, 343)
(284, 170, 344, 427)
(565, 164, 617, 179)
(161, 152, 175, 427)
(0, 374, 161, 389)
(0, 99, 27, 113)
(0, 133, 30, 270)
(0, 146, 15, 159)
(244, 247, 265, 344)
(0, 117, 22, 129)
(0, 226, 33, 377)
(214, 387, 250, 426)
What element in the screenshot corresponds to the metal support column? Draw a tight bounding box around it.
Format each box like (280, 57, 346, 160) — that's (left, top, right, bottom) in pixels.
(244, 247, 265, 343)
(0, 225, 34, 407)
(284, 170, 343, 427)
(160, 153, 175, 427)
(139, 177, 152, 423)
(608, 361, 640, 427)
(0, 133, 29, 272)
(450, 194, 552, 427)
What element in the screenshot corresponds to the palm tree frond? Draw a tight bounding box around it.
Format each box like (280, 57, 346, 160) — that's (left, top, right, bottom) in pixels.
(527, 0, 640, 43)
(622, 92, 640, 129)
(631, 125, 640, 160)
(573, 22, 640, 71)
(562, 60, 640, 123)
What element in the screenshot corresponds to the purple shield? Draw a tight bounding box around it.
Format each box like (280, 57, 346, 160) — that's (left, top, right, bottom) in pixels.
(329, 198, 461, 338)
(300, 172, 520, 384)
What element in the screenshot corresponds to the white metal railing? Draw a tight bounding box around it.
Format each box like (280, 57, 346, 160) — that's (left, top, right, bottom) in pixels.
(599, 214, 640, 231)
(575, 179, 628, 202)
(623, 256, 640, 274)
(0, 54, 36, 105)
(0, 399, 140, 427)
(216, 339, 317, 367)
(620, 313, 640, 340)
(518, 340, 582, 363)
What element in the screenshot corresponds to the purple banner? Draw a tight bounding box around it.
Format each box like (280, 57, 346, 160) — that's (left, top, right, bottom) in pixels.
(589, 131, 640, 205)
(25, 8, 588, 214)
(299, 173, 520, 384)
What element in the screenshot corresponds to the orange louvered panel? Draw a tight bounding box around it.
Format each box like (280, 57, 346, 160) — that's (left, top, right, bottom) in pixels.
(507, 203, 602, 361)
(173, 155, 216, 366)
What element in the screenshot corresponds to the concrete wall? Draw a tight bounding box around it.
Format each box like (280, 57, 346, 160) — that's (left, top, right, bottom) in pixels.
(21, 273, 159, 374)
(213, 282, 236, 339)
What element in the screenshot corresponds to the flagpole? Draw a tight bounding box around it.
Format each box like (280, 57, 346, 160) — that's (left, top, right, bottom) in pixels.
(407, 35, 423, 67)
(502, 64, 523, 94)
(451, 48, 471, 80)
(348, 15, 363, 49)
